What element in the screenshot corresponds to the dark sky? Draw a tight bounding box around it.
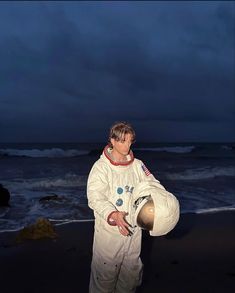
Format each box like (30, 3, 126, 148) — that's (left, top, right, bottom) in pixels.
(0, 1, 234, 143)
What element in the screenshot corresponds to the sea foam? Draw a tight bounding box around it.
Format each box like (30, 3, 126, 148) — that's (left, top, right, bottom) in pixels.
(134, 146, 195, 153)
(0, 148, 90, 158)
(165, 166, 235, 180)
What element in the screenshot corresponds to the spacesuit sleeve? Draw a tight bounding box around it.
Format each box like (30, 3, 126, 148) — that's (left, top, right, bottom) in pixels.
(139, 160, 166, 190)
(87, 161, 117, 221)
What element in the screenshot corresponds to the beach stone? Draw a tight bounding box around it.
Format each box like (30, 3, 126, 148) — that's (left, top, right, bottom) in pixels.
(39, 194, 62, 202)
(16, 217, 57, 243)
(0, 184, 10, 207)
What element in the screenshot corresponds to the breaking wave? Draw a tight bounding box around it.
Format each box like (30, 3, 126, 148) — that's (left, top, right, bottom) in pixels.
(194, 206, 235, 214)
(165, 166, 235, 180)
(1, 143, 234, 158)
(0, 148, 90, 158)
(134, 146, 195, 153)
(8, 174, 88, 191)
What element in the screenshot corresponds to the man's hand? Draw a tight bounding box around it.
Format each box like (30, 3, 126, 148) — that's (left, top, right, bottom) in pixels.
(110, 211, 131, 236)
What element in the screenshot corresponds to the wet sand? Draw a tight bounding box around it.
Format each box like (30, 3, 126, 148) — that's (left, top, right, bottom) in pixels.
(0, 211, 234, 293)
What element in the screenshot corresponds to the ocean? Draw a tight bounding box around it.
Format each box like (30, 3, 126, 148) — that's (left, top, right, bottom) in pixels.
(0, 142, 235, 233)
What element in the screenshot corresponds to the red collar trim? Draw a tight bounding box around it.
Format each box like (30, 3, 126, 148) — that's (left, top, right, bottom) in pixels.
(103, 145, 134, 166)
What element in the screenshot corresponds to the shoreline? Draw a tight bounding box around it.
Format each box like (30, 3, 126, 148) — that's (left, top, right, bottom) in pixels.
(1, 206, 235, 234)
(0, 210, 235, 292)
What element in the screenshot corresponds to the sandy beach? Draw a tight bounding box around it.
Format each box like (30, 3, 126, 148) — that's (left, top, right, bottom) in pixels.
(0, 211, 234, 293)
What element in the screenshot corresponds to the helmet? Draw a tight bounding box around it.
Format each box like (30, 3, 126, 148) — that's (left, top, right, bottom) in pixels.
(133, 181, 180, 236)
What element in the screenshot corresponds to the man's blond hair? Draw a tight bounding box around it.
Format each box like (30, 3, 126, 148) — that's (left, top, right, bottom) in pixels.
(108, 121, 136, 146)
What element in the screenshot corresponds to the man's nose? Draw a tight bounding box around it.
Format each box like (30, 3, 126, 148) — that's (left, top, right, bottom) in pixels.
(124, 141, 131, 147)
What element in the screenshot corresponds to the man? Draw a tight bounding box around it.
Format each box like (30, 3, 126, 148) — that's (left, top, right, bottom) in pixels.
(87, 121, 171, 292)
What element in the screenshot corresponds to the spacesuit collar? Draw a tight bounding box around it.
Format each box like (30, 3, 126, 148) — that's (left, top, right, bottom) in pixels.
(103, 145, 134, 166)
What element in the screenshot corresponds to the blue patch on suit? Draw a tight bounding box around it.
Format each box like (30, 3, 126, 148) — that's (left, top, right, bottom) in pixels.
(116, 198, 123, 206)
(117, 187, 123, 194)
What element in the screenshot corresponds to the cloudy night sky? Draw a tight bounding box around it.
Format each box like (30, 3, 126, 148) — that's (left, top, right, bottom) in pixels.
(0, 1, 234, 143)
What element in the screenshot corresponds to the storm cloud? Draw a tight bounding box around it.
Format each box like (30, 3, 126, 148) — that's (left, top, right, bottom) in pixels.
(0, 1, 234, 142)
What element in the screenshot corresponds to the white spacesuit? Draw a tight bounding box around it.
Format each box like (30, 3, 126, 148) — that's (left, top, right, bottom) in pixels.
(87, 145, 179, 293)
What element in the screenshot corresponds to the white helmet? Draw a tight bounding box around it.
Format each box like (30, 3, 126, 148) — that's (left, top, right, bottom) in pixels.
(133, 181, 180, 236)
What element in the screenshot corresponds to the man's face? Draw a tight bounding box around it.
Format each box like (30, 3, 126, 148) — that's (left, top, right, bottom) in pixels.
(111, 133, 133, 156)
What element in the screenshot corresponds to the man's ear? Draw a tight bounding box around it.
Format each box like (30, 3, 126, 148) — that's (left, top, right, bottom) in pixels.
(110, 138, 115, 146)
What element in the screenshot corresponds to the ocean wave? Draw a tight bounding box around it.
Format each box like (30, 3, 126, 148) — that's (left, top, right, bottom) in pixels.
(165, 166, 235, 180)
(8, 174, 88, 190)
(195, 206, 235, 214)
(221, 145, 234, 150)
(0, 207, 10, 218)
(133, 144, 235, 157)
(1, 206, 235, 233)
(134, 146, 195, 153)
(0, 148, 90, 158)
(1, 143, 234, 158)
(180, 206, 235, 215)
(49, 218, 94, 226)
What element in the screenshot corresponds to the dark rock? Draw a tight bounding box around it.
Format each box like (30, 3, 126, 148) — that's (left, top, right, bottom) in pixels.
(39, 194, 62, 202)
(0, 184, 10, 207)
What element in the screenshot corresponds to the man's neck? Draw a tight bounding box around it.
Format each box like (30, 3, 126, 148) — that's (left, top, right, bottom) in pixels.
(111, 150, 127, 163)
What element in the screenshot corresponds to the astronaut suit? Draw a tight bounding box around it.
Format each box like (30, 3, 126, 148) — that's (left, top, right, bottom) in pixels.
(87, 145, 167, 293)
